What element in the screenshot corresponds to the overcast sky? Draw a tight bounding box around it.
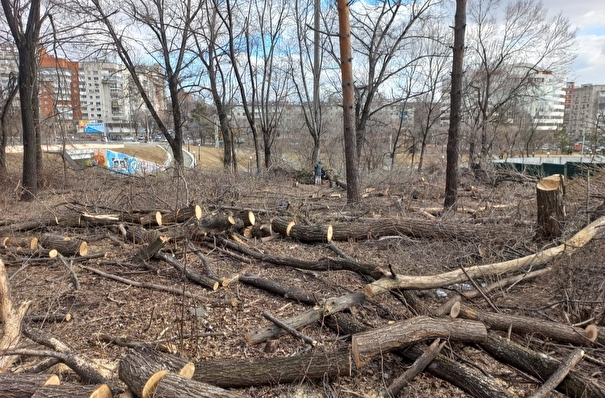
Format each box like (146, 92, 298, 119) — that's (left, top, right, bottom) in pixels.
(543, 0, 605, 85)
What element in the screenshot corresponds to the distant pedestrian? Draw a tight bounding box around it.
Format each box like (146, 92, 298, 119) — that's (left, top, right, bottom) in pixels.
(314, 161, 323, 185)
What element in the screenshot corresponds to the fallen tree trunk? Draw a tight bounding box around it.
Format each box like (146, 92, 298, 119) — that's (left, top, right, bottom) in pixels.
(238, 274, 320, 305)
(153, 372, 246, 398)
(482, 334, 605, 398)
(0, 373, 60, 398)
(245, 292, 366, 345)
(30, 384, 112, 398)
(530, 348, 584, 398)
(131, 235, 169, 263)
(454, 303, 597, 345)
(326, 314, 515, 398)
(118, 347, 195, 398)
(1, 236, 38, 249)
(193, 348, 352, 388)
(351, 316, 487, 367)
(365, 216, 605, 296)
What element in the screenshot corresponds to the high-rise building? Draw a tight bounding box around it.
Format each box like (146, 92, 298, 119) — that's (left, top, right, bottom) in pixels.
(39, 48, 81, 123)
(566, 84, 605, 142)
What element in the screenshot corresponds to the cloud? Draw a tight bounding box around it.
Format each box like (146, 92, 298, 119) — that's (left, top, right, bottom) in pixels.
(568, 34, 605, 84)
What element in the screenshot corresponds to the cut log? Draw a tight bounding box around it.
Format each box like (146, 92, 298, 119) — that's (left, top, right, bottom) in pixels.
(351, 316, 487, 367)
(245, 292, 366, 345)
(193, 349, 352, 388)
(1, 236, 38, 249)
(454, 303, 597, 345)
(326, 314, 517, 398)
(130, 235, 169, 263)
(28, 313, 72, 323)
(233, 210, 255, 227)
(118, 347, 195, 398)
(197, 212, 235, 234)
(271, 217, 295, 237)
(536, 174, 566, 239)
(161, 204, 202, 225)
(123, 225, 162, 244)
(39, 233, 87, 257)
(289, 223, 333, 243)
(262, 311, 318, 346)
(31, 384, 111, 398)
(482, 334, 605, 398)
(0, 373, 60, 398)
(153, 372, 246, 398)
(139, 211, 162, 227)
(365, 216, 605, 296)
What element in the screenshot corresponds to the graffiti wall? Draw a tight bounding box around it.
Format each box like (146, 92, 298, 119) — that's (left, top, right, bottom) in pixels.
(87, 149, 164, 175)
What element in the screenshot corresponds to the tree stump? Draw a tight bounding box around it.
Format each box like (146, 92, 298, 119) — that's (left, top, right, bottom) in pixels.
(536, 174, 565, 239)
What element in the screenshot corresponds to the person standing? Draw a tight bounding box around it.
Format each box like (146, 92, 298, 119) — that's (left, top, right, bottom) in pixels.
(314, 161, 323, 185)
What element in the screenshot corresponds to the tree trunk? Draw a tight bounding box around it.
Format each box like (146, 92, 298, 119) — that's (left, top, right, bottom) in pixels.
(153, 372, 246, 398)
(454, 303, 596, 345)
(39, 233, 88, 257)
(444, 0, 466, 210)
(193, 349, 352, 388)
(31, 384, 112, 398)
(161, 205, 202, 225)
(336, 0, 361, 204)
(351, 316, 487, 367)
(536, 174, 565, 239)
(118, 347, 195, 398)
(0, 370, 59, 397)
(482, 334, 605, 398)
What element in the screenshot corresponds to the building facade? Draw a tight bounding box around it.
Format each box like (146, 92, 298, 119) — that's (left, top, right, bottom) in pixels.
(566, 84, 605, 142)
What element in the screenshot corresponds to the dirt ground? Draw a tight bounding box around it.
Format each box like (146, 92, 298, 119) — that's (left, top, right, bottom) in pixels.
(0, 148, 604, 397)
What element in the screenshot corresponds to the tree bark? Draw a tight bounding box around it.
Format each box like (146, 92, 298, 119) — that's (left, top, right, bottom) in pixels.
(161, 204, 202, 225)
(131, 235, 169, 263)
(245, 292, 366, 345)
(336, 0, 361, 204)
(443, 0, 466, 210)
(39, 233, 88, 257)
(30, 384, 112, 398)
(454, 303, 597, 345)
(238, 274, 320, 305)
(270, 217, 295, 236)
(154, 252, 219, 291)
(139, 211, 163, 227)
(530, 348, 584, 398)
(118, 347, 195, 398)
(351, 316, 487, 367)
(482, 334, 605, 398)
(1, 236, 38, 249)
(326, 314, 516, 398)
(153, 372, 246, 398)
(0, 373, 59, 398)
(536, 174, 565, 239)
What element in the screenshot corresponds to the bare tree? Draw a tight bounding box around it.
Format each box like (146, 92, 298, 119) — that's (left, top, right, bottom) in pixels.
(288, 0, 328, 166)
(464, 0, 576, 164)
(193, 0, 238, 171)
(1, 0, 47, 200)
(81, 0, 200, 170)
(327, 0, 444, 167)
(444, 0, 466, 210)
(0, 72, 18, 173)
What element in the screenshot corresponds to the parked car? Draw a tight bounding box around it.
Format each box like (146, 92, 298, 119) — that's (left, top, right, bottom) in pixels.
(122, 136, 136, 142)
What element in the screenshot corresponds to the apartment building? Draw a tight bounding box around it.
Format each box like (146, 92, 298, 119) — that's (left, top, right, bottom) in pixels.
(566, 84, 605, 141)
